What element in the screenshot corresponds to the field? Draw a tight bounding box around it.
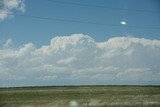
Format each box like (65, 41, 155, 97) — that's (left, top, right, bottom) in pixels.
(0, 85, 160, 107)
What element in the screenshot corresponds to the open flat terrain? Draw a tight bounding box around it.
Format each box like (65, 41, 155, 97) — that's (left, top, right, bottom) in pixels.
(0, 85, 160, 107)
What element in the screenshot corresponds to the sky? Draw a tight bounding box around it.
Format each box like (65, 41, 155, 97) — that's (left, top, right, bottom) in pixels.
(0, 0, 160, 87)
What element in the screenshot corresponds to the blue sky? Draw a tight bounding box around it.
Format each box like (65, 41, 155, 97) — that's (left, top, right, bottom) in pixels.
(0, 0, 160, 87)
(1, 0, 160, 46)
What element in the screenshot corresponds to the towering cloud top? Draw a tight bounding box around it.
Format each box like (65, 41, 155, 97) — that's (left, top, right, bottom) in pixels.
(107, 37, 160, 48)
(0, 34, 160, 86)
(50, 34, 95, 49)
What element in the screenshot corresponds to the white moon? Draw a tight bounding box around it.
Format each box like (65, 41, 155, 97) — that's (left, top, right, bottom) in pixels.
(121, 21, 126, 25)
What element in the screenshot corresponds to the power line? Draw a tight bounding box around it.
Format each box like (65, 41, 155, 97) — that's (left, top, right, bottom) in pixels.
(45, 0, 160, 14)
(6, 13, 160, 30)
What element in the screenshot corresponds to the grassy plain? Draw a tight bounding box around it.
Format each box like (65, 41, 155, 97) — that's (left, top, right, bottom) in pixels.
(0, 85, 160, 107)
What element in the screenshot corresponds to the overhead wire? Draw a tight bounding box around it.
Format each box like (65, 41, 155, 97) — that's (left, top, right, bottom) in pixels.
(3, 13, 159, 30)
(46, 0, 160, 14)
(1, 0, 160, 30)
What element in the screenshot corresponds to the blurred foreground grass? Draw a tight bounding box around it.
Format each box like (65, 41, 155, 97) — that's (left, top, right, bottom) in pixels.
(0, 85, 160, 107)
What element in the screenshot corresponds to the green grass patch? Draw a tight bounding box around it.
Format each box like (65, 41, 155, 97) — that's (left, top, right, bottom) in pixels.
(0, 85, 160, 107)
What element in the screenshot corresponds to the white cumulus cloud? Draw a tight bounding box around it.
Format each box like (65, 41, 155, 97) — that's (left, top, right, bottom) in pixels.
(57, 57, 77, 65)
(0, 0, 25, 21)
(0, 34, 160, 86)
